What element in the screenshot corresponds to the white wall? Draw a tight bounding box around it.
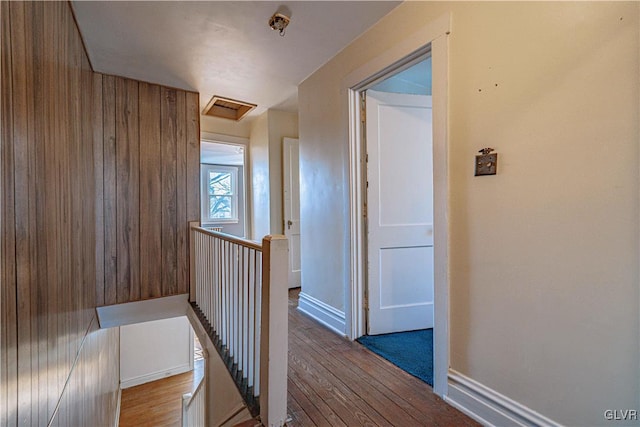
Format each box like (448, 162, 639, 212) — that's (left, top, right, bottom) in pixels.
(299, 2, 639, 426)
(120, 316, 193, 388)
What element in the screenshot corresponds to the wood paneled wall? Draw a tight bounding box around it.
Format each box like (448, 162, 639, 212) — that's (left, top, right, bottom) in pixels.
(94, 75, 200, 306)
(1, 2, 119, 425)
(48, 321, 120, 427)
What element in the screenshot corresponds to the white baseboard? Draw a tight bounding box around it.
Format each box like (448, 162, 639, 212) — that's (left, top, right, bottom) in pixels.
(446, 370, 561, 427)
(297, 292, 346, 337)
(121, 363, 193, 389)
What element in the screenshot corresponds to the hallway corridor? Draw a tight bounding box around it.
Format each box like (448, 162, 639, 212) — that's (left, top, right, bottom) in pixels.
(287, 289, 478, 426)
(118, 290, 478, 426)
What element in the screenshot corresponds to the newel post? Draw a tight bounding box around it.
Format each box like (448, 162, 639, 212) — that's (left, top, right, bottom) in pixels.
(259, 235, 289, 427)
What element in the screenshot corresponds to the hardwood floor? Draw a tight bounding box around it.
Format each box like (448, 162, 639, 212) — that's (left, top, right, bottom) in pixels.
(287, 288, 479, 427)
(119, 360, 204, 427)
(119, 291, 478, 426)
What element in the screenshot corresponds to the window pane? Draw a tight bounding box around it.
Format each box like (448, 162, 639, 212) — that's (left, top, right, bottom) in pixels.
(209, 195, 232, 219)
(209, 172, 233, 196)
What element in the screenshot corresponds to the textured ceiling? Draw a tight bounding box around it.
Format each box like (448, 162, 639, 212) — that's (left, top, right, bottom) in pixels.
(72, 1, 401, 119)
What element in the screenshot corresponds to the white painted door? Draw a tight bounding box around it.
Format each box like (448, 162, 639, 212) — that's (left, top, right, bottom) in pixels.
(283, 138, 301, 289)
(366, 90, 434, 335)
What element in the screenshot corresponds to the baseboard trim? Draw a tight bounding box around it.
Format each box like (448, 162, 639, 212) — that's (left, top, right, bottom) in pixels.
(446, 370, 561, 427)
(121, 363, 193, 389)
(297, 292, 346, 337)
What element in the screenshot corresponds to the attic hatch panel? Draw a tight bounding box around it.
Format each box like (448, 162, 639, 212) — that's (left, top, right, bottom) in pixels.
(203, 96, 256, 121)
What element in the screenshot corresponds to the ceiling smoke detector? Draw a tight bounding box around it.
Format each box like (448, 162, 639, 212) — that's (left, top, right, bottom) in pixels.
(269, 12, 290, 36)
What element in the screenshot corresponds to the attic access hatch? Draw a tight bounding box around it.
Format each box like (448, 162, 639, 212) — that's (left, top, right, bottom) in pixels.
(203, 96, 257, 121)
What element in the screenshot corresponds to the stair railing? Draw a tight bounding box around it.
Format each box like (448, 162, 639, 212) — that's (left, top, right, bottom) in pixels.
(189, 224, 288, 427)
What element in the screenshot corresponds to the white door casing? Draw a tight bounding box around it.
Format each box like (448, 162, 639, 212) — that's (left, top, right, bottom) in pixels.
(283, 138, 301, 289)
(366, 90, 434, 335)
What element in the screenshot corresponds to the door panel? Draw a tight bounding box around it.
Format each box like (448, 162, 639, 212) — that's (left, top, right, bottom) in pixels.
(366, 90, 434, 335)
(283, 138, 301, 288)
(377, 104, 433, 227)
(379, 246, 433, 308)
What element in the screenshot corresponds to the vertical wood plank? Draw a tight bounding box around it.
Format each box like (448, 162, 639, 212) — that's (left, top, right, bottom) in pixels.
(185, 92, 200, 221)
(138, 82, 162, 299)
(115, 76, 129, 304)
(79, 50, 96, 427)
(81, 50, 95, 327)
(57, 5, 71, 418)
(126, 79, 140, 302)
(1, 1, 18, 424)
(186, 92, 200, 223)
(161, 87, 178, 296)
(0, 1, 6, 424)
(102, 74, 117, 306)
(115, 77, 140, 303)
(10, 2, 34, 424)
(68, 1, 83, 371)
(43, 1, 59, 419)
(176, 91, 188, 294)
(185, 93, 200, 298)
(93, 73, 104, 307)
(26, 2, 48, 424)
(24, 4, 40, 422)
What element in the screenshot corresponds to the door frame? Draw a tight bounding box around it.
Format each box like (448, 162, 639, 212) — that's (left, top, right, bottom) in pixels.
(344, 13, 450, 397)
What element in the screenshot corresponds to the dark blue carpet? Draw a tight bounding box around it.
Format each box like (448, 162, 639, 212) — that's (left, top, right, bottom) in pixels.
(357, 329, 433, 386)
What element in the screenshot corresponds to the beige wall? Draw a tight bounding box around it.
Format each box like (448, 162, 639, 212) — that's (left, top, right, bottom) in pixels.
(250, 111, 271, 240)
(268, 110, 299, 235)
(249, 109, 299, 240)
(201, 114, 253, 139)
(299, 2, 639, 425)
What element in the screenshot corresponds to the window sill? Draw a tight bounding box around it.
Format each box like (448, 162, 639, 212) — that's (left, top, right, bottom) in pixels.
(202, 220, 239, 225)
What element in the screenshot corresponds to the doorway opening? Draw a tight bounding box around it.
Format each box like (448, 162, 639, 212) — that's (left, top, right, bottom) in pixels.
(346, 23, 450, 397)
(283, 137, 302, 289)
(200, 138, 248, 238)
(357, 56, 435, 386)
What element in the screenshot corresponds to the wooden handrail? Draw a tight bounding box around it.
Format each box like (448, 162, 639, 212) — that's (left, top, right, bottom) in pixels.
(191, 225, 262, 251)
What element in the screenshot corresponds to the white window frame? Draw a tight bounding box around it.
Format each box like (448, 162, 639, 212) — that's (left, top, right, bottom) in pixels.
(201, 164, 239, 224)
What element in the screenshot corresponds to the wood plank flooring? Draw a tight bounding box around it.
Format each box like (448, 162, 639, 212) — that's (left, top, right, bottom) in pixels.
(119, 360, 204, 427)
(119, 290, 479, 426)
(287, 289, 479, 427)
